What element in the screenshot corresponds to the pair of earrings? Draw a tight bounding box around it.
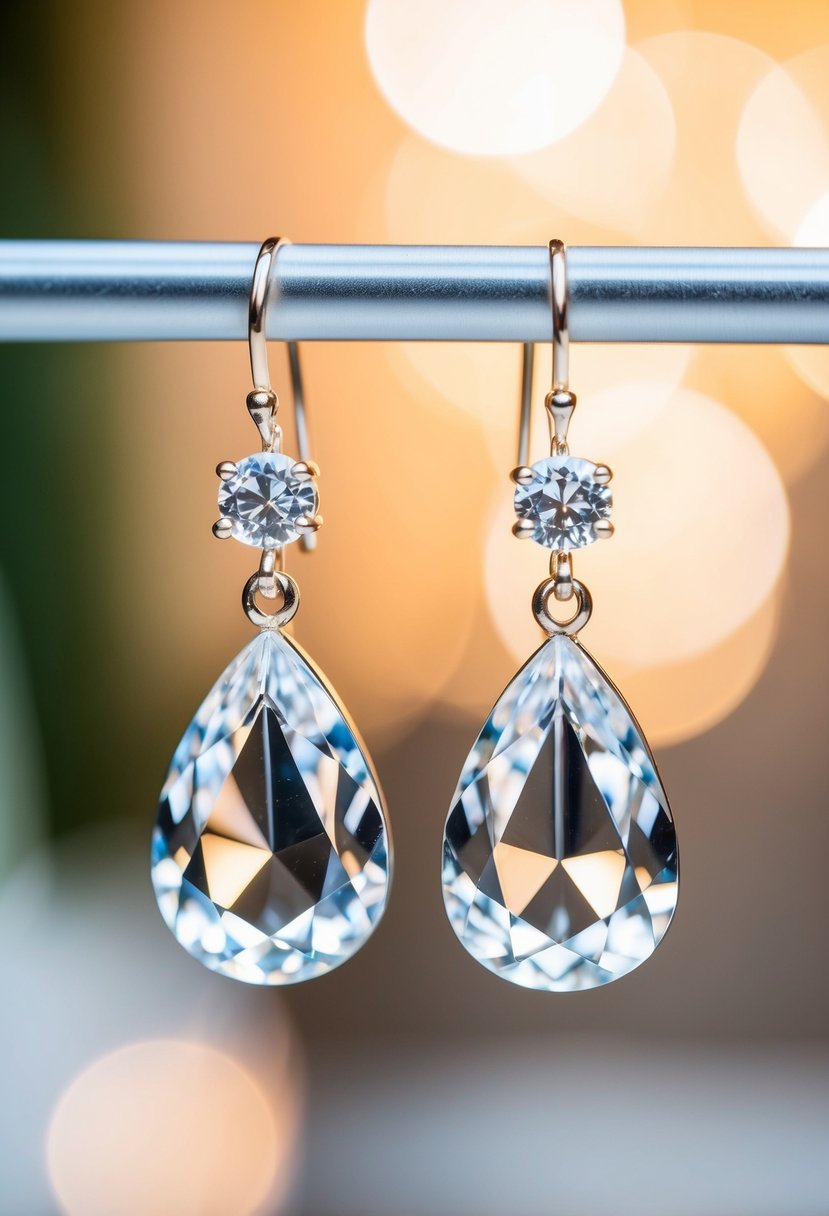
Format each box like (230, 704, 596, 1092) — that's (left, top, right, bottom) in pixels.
(151, 239, 678, 992)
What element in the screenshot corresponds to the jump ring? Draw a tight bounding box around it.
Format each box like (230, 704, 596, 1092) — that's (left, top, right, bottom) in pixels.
(242, 569, 300, 629)
(533, 576, 593, 636)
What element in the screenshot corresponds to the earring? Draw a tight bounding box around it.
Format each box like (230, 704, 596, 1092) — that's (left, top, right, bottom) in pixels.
(152, 237, 392, 985)
(441, 240, 678, 992)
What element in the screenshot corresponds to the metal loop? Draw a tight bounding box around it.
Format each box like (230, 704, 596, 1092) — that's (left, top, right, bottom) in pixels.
(242, 569, 300, 629)
(533, 576, 593, 636)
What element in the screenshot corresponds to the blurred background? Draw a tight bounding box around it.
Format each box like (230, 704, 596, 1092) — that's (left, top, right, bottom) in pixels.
(2, 1, 829, 1212)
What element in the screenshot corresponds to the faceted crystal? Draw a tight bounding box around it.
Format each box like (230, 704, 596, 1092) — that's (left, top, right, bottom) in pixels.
(152, 630, 391, 984)
(442, 634, 677, 990)
(514, 456, 612, 550)
(218, 452, 318, 548)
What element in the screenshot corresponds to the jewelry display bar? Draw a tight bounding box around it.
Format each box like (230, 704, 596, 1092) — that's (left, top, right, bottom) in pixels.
(0, 241, 827, 344)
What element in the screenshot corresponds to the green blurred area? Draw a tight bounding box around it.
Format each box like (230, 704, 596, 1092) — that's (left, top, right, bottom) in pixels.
(0, 4, 130, 838)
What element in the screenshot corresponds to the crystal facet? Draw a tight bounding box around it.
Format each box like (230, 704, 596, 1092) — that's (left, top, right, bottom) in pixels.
(152, 630, 391, 984)
(514, 456, 612, 550)
(442, 634, 677, 990)
(217, 452, 318, 548)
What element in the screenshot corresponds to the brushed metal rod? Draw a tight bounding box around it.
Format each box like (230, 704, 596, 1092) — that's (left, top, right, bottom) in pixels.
(0, 241, 827, 344)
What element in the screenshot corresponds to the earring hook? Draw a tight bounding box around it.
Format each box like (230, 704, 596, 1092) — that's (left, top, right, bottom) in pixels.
(248, 236, 317, 552)
(550, 237, 569, 392)
(516, 239, 573, 466)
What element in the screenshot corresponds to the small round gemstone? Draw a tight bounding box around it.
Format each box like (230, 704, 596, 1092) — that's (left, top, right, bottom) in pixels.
(217, 452, 317, 548)
(514, 456, 612, 550)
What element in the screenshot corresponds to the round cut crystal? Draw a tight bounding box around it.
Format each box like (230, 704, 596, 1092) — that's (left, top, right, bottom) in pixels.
(514, 456, 612, 550)
(218, 452, 317, 548)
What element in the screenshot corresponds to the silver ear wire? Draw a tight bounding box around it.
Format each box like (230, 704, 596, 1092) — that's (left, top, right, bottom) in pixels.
(516, 239, 572, 467)
(511, 241, 612, 600)
(248, 236, 318, 553)
(549, 237, 569, 392)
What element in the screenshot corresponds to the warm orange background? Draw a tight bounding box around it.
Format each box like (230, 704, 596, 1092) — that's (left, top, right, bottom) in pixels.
(2, 3, 829, 1213)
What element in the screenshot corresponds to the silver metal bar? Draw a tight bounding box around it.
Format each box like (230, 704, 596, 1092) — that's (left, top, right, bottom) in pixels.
(0, 241, 827, 344)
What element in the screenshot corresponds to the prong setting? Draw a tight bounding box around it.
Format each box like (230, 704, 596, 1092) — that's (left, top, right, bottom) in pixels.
(512, 520, 536, 540)
(291, 460, 320, 482)
(594, 520, 615, 540)
(295, 514, 323, 536)
(216, 461, 237, 482)
(510, 465, 536, 486)
(593, 464, 613, 486)
(212, 518, 233, 540)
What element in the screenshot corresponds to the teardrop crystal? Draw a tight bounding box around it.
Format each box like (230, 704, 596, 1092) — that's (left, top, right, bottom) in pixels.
(442, 634, 678, 991)
(152, 630, 391, 984)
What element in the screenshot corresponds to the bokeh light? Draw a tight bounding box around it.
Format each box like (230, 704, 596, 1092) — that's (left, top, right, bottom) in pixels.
(364, 0, 626, 156)
(528, 344, 694, 452)
(376, 132, 571, 245)
(686, 343, 829, 485)
(484, 386, 790, 669)
(123, 341, 483, 748)
(635, 32, 775, 242)
(609, 583, 782, 748)
(386, 341, 692, 472)
(736, 60, 829, 243)
(0, 825, 302, 1212)
(299, 345, 482, 741)
(509, 47, 676, 237)
(798, 189, 829, 245)
(47, 1040, 279, 1216)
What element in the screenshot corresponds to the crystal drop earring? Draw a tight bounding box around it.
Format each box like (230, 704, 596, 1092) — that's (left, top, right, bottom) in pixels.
(441, 240, 678, 992)
(152, 236, 393, 985)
